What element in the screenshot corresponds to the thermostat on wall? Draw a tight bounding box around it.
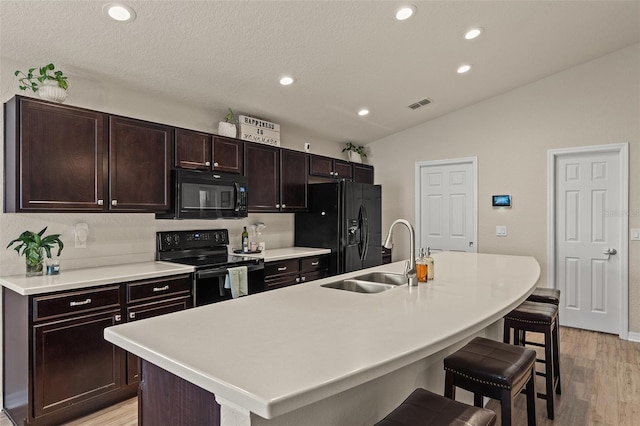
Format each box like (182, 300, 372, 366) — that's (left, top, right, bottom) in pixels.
(492, 195, 511, 207)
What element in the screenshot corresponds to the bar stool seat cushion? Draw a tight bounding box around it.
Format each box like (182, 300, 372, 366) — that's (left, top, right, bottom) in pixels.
(505, 300, 558, 325)
(443, 337, 536, 390)
(375, 388, 497, 426)
(527, 287, 560, 305)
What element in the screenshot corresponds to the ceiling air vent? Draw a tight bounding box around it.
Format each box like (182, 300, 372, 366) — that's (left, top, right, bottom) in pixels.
(408, 98, 432, 110)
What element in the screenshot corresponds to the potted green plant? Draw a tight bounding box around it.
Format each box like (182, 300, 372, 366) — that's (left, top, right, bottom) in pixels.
(14, 63, 69, 103)
(218, 108, 238, 138)
(7, 227, 64, 276)
(342, 142, 367, 163)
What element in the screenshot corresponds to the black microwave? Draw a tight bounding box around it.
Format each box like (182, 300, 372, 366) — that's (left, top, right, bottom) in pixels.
(158, 169, 248, 219)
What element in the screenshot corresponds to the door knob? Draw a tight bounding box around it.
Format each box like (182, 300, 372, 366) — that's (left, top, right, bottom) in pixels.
(603, 248, 617, 255)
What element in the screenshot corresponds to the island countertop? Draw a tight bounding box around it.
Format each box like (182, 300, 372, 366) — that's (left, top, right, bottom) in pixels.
(104, 252, 540, 420)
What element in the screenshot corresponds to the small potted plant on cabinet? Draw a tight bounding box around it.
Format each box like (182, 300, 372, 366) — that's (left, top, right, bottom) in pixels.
(342, 142, 367, 163)
(7, 227, 64, 276)
(218, 108, 238, 138)
(14, 63, 69, 103)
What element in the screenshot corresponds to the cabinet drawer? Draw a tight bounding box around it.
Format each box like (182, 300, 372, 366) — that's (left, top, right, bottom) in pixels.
(33, 286, 121, 322)
(127, 275, 191, 303)
(300, 256, 328, 272)
(126, 295, 192, 322)
(264, 259, 299, 277)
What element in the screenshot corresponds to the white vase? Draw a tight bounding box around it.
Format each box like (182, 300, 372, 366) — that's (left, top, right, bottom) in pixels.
(348, 151, 362, 163)
(38, 80, 68, 103)
(218, 122, 237, 138)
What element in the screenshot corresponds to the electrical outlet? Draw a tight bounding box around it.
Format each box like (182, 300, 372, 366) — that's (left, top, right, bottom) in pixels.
(304, 142, 310, 152)
(496, 225, 507, 237)
(632, 228, 640, 241)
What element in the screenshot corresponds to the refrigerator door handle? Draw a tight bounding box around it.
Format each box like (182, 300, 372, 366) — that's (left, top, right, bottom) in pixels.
(361, 205, 369, 261)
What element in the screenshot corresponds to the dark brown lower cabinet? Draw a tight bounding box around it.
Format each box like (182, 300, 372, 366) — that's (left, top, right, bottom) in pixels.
(264, 254, 329, 290)
(2, 274, 192, 426)
(138, 359, 220, 426)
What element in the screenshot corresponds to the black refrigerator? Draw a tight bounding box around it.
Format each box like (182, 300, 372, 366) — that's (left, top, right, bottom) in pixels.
(295, 181, 381, 276)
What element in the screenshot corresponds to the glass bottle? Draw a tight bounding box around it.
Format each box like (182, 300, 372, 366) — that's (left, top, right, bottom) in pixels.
(425, 247, 434, 280)
(416, 248, 428, 282)
(241, 226, 249, 253)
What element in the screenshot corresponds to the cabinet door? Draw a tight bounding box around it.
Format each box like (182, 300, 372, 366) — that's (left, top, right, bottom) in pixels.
(353, 163, 374, 184)
(213, 136, 243, 174)
(245, 143, 280, 212)
(33, 309, 124, 417)
(126, 296, 192, 385)
(280, 149, 308, 212)
(9, 98, 107, 212)
(109, 117, 173, 212)
(175, 128, 211, 170)
(333, 160, 352, 180)
(309, 155, 334, 178)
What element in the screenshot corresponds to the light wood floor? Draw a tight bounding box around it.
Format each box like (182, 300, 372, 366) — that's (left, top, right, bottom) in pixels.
(1, 327, 639, 425)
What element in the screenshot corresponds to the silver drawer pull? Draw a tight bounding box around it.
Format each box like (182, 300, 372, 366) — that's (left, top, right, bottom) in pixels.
(70, 298, 91, 307)
(153, 285, 169, 292)
(115, 314, 122, 322)
(205, 161, 211, 166)
(129, 312, 136, 319)
(277, 267, 287, 271)
(311, 261, 319, 266)
(301, 276, 306, 282)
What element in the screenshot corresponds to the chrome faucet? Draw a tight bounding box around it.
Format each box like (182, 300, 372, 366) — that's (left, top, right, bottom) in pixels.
(383, 219, 418, 287)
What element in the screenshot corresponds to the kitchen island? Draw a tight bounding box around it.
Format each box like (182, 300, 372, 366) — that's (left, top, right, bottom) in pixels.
(104, 252, 540, 425)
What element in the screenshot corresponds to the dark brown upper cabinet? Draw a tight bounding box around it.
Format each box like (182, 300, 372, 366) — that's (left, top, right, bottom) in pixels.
(279, 148, 308, 212)
(4, 97, 108, 212)
(309, 154, 352, 180)
(245, 144, 308, 212)
(108, 117, 173, 212)
(175, 128, 211, 170)
(352, 163, 374, 184)
(213, 136, 243, 174)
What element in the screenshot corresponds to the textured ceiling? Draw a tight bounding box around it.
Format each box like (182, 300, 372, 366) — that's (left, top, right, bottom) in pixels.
(1, 0, 639, 145)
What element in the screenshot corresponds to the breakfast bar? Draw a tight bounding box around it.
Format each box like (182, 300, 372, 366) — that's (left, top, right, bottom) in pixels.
(104, 252, 540, 425)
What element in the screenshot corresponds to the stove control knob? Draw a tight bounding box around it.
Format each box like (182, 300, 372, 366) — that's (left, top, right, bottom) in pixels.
(164, 235, 172, 245)
(173, 234, 180, 244)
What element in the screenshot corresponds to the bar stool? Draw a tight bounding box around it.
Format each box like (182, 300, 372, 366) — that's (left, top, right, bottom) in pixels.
(503, 301, 560, 420)
(443, 337, 537, 426)
(527, 287, 560, 305)
(375, 388, 497, 426)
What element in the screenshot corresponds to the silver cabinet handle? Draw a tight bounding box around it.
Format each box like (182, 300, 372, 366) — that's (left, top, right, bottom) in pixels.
(300, 276, 306, 282)
(213, 174, 221, 179)
(97, 199, 104, 206)
(281, 204, 286, 208)
(311, 261, 319, 266)
(334, 172, 338, 177)
(111, 200, 118, 206)
(70, 298, 91, 307)
(205, 161, 211, 166)
(277, 267, 287, 271)
(115, 314, 122, 322)
(276, 204, 280, 208)
(295, 277, 300, 283)
(329, 171, 334, 176)
(213, 162, 219, 167)
(129, 312, 136, 319)
(153, 285, 169, 292)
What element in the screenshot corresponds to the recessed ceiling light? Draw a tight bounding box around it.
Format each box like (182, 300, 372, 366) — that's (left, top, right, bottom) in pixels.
(457, 64, 472, 74)
(358, 109, 370, 116)
(103, 3, 136, 22)
(279, 76, 294, 86)
(395, 5, 416, 21)
(464, 28, 483, 40)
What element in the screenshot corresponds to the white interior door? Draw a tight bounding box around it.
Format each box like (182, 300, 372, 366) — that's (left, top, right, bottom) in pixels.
(415, 158, 477, 253)
(552, 145, 627, 335)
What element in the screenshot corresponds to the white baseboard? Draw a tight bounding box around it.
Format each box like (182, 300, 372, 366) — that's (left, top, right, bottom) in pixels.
(627, 331, 640, 342)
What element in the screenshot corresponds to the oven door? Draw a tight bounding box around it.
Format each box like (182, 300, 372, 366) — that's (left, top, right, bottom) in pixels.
(166, 170, 248, 219)
(193, 263, 265, 306)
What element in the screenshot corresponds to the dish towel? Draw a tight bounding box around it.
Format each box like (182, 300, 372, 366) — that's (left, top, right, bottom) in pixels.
(224, 266, 248, 299)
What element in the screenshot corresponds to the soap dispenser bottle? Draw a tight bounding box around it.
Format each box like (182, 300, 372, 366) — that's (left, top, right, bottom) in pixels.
(425, 247, 434, 280)
(416, 248, 428, 282)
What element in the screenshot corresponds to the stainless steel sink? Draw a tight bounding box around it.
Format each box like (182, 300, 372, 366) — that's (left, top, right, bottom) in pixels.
(351, 272, 407, 286)
(321, 279, 396, 294)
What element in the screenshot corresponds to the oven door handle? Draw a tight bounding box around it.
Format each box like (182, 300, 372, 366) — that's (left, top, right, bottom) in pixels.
(196, 263, 264, 279)
(235, 182, 241, 212)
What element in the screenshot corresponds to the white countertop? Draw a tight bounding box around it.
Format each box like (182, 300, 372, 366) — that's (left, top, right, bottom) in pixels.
(235, 246, 331, 262)
(0, 261, 195, 296)
(104, 252, 540, 420)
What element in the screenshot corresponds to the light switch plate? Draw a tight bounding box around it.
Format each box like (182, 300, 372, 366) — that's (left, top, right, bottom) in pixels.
(631, 228, 640, 241)
(496, 225, 507, 237)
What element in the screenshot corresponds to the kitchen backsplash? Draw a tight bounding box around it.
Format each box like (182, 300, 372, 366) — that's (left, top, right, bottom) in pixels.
(0, 213, 294, 276)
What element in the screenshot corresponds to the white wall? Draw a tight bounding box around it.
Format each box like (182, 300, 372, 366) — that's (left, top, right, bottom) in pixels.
(368, 43, 640, 333)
